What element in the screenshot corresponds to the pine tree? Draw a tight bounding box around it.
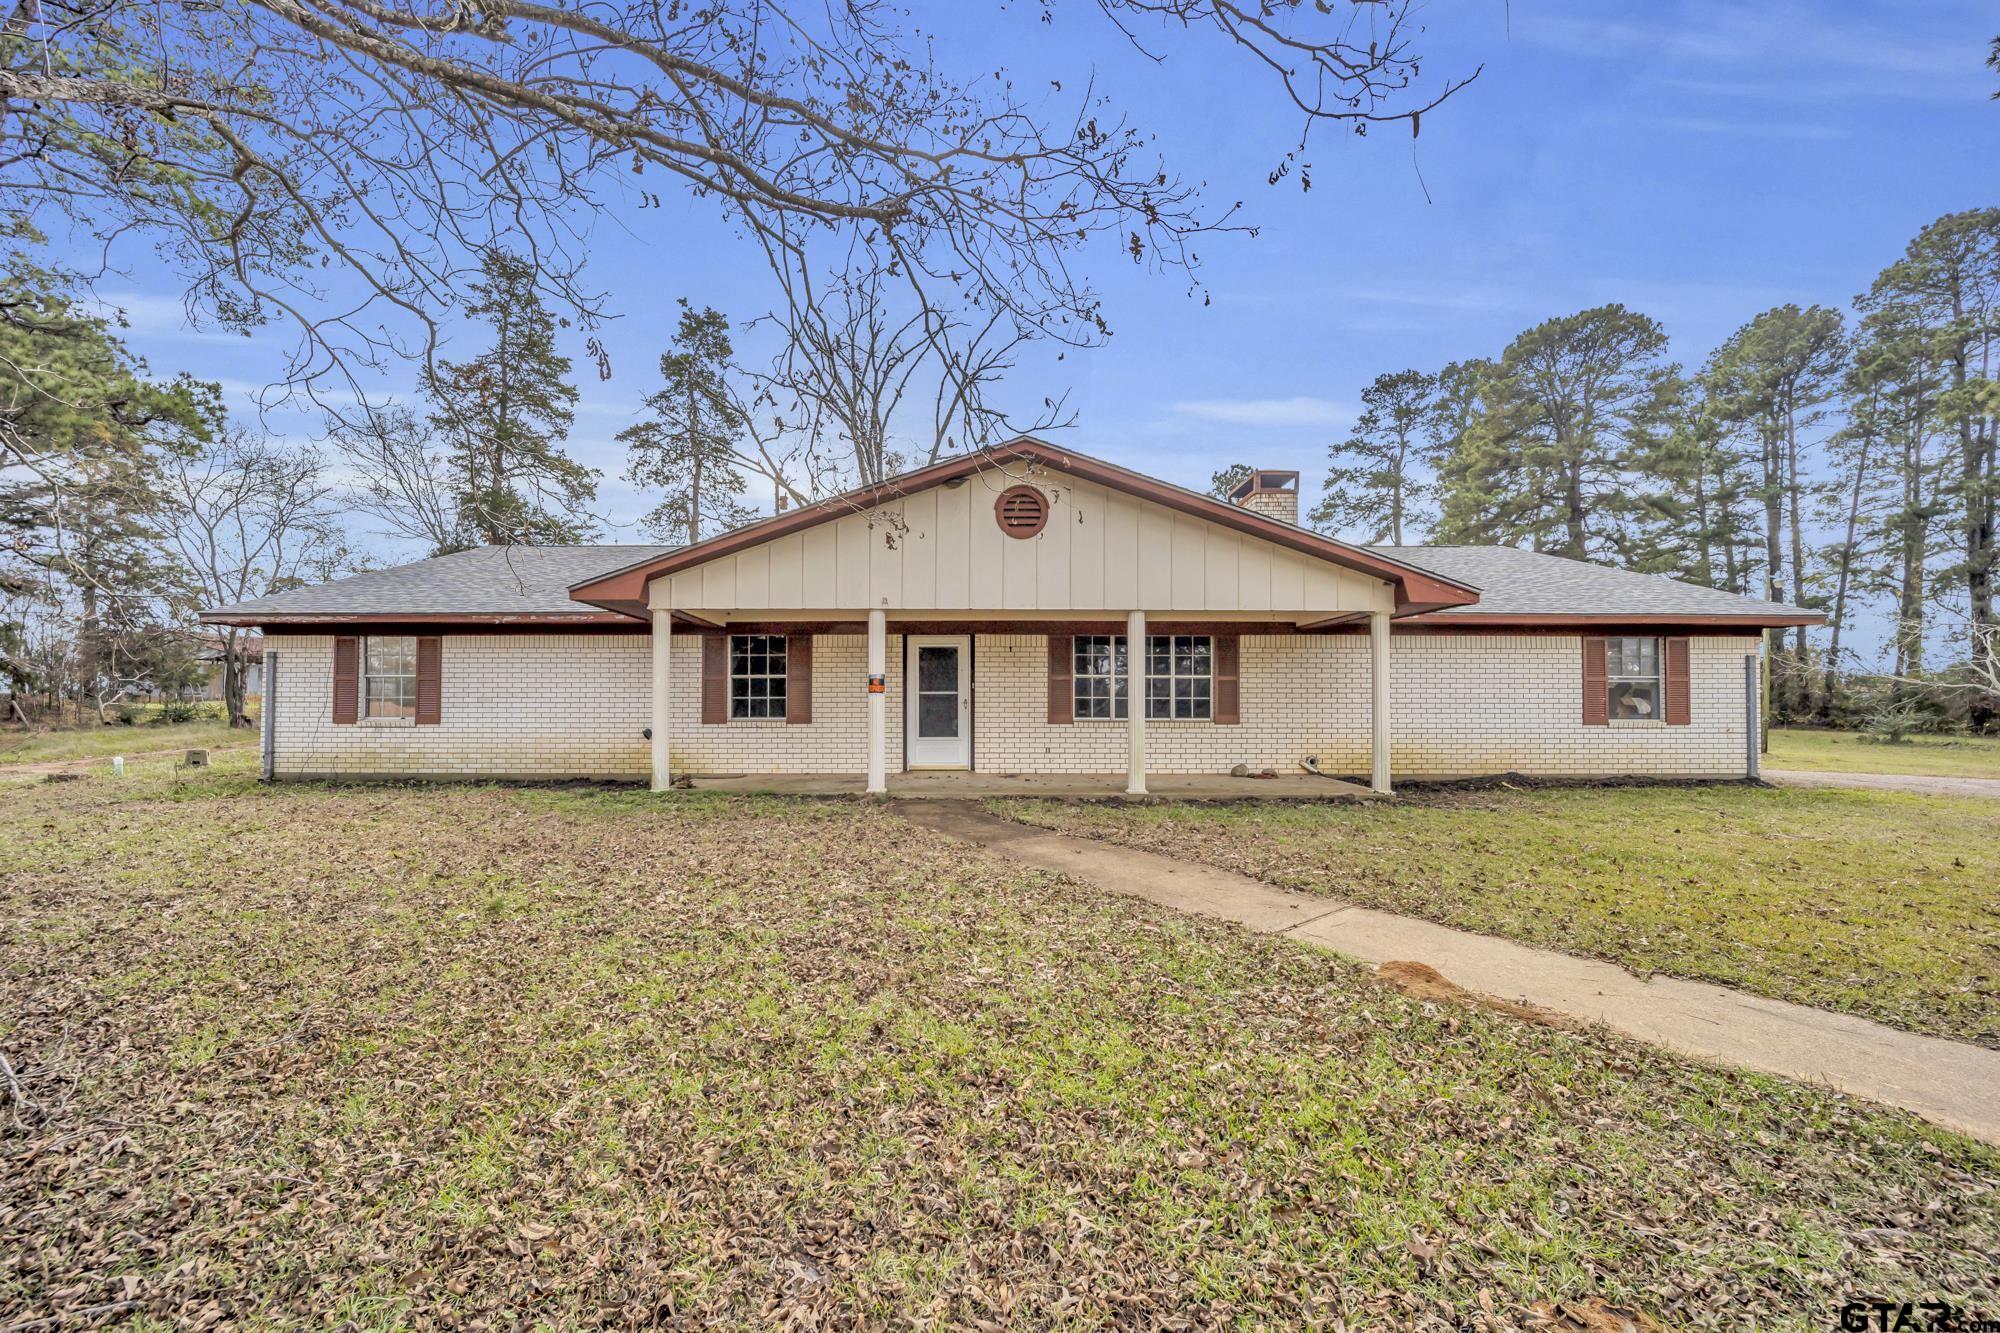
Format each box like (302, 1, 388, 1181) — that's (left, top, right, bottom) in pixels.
(1207, 464, 1254, 500)
(1847, 300, 1953, 679)
(1628, 371, 1757, 588)
(1310, 369, 1438, 544)
(621, 301, 755, 544)
(1434, 311, 1669, 561)
(1705, 304, 1848, 716)
(1863, 209, 2000, 727)
(425, 250, 597, 547)
(0, 246, 217, 713)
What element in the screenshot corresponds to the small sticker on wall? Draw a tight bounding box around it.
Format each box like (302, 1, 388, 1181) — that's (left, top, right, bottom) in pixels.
(867, 674, 886, 694)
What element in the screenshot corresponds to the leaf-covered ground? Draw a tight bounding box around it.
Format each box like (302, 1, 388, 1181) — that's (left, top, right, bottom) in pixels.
(1768, 727, 2000, 779)
(996, 784, 2000, 1049)
(4, 757, 1998, 1329)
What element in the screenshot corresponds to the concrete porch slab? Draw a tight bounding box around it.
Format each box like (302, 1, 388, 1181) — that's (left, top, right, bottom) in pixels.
(684, 770, 1376, 801)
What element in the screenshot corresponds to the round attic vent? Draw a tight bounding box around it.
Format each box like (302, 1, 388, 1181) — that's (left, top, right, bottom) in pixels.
(994, 484, 1049, 539)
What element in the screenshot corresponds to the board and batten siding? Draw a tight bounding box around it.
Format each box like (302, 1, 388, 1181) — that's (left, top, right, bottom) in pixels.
(650, 468, 1393, 615)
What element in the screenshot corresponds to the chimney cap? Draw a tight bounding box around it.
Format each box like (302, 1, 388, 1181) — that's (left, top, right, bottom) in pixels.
(1227, 469, 1300, 502)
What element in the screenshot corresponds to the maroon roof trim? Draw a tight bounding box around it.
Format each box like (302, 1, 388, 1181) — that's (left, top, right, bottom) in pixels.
(1401, 611, 1824, 629)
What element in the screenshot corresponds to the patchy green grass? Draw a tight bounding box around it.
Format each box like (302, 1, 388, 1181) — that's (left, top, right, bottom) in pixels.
(1769, 727, 2000, 779)
(0, 717, 253, 766)
(998, 785, 2000, 1048)
(4, 759, 1997, 1328)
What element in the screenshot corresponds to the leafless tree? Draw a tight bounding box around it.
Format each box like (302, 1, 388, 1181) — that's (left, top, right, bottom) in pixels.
(0, 0, 1474, 416)
(331, 405, 463, 553)
(162, 432, 353, 725)
(746, 244, 1054, 486)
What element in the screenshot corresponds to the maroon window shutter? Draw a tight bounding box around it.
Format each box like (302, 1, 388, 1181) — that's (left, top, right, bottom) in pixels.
(701, 633, 728, 725)
(414, 636, 442, 725)
(1046, 634, 1073, 724)
(332, 636, 359, 724)
(786, 635, 813, 724)
(1581, 637, 1609, 726)
(1213, 634, 1241, 725)
(1664, 636, 1691, 726)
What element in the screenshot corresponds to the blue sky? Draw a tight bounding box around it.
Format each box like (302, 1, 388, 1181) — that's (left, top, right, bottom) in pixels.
(96, 0, 1997, 563)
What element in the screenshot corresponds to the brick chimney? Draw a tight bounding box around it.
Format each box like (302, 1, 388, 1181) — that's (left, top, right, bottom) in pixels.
(1227, 469, 1300, 526)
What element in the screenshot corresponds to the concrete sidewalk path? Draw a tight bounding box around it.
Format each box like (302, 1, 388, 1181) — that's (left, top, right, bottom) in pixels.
(902, 800, 2000, 1146)
(1765, 768, 2000, 800)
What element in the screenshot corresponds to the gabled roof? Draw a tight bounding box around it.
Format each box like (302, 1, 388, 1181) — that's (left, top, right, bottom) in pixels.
(201, 545, 675, 626)
(567, 438, 1481, 618)
(1374, 545, 1821, 626)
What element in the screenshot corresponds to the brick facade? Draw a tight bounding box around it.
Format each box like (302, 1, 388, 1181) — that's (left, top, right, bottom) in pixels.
(264, 630, 1759, 782)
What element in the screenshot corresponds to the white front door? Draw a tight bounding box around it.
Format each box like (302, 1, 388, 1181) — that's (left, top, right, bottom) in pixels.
(905, 635, 972, 769)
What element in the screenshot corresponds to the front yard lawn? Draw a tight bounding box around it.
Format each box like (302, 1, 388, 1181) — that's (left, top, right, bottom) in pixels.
(1768, 727, 2000, 779)
(998, 784, 2000, 1048)
(4, 760, 1998, 1328)
(0, 716, 252, 766)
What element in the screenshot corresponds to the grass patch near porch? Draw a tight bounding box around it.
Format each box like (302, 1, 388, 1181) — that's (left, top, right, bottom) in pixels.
(1768, 727, 2000, 779)
(997, 784, 2000, 1048)
(3, 758, 1997, 1328)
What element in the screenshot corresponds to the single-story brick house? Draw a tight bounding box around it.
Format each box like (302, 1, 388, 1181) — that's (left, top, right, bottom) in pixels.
(202, 439, 1817, 792)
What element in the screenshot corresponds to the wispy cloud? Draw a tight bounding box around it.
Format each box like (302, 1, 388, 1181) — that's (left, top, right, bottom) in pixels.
(1640, 115, 1850, 141)
(1523, 3, 1986, 104)
(1169, 396, 1352, 427)
(87, 292, 244, 345)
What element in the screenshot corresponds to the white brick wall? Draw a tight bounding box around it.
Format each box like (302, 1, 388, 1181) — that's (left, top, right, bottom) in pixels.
(264, 631, 1759, 781)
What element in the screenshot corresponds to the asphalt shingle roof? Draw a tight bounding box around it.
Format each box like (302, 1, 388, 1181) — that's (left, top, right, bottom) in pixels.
(203, 545, 676, 620)
(205, 540, 1812, 622)
(1368, 545, 1814, 619)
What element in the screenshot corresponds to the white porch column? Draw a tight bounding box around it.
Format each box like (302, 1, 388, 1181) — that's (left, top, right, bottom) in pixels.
(1126, 609, 1147, 796)
(650, 605, 673, 792)
(866, 607, 887, 794)
(1369, 609, 1392, 795)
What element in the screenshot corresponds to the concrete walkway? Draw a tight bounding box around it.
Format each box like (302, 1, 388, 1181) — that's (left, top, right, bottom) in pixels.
(902, 801, 2000, 1146)
(1766, 768, 2000, 800)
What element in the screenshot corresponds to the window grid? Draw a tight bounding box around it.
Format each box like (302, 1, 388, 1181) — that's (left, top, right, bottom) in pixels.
(1070, 634, 1211, 721)
(362, 635, 417, 720)
(1073, 635, 1128, 720)
(1606, 635, 1662, 721)
(729, 634, 788, 719)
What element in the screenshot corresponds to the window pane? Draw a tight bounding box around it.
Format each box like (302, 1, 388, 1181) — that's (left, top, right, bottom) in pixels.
(918, 693, 958, 737)
(729, 633, 787, 719)
(1609, 680, 1661, 720)
(918, 646, 958, 692)
(1608, 636, 1660, 679)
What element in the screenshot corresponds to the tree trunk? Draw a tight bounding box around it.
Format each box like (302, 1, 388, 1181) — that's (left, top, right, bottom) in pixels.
(1821, 419, 1873, 720)
(1782, 396, 1811, 716)
(224, 643, 252, 729)
(1759, 424, 1787, 710)
(1562, 460, 1588, 559)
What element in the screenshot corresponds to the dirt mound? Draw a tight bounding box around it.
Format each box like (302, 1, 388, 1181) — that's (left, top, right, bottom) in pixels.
(1374, 960, 1565, 1028)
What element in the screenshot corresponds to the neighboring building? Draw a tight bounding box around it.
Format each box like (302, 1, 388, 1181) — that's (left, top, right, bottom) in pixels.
(199, 635, 263, 702)
(201, 439, 1816, 791)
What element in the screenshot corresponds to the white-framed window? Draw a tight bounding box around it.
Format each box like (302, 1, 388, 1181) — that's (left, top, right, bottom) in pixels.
(1145, 634, 1212, 720)
(1073, 635, 1128, 720)
(1071, 634, 1212, 721)
(362, 635, 417, 720)
(1606, 636, 1662, 720)
(729, 633, 788, 719)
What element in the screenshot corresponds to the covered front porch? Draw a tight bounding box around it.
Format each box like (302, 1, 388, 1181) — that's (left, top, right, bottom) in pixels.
(560, 440, 1482, 800)
(680, 769, 1379, 801)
